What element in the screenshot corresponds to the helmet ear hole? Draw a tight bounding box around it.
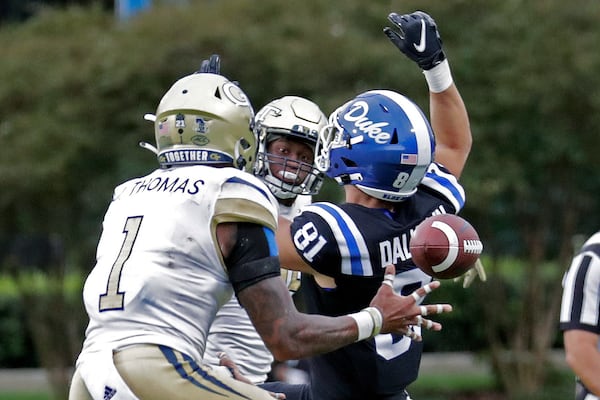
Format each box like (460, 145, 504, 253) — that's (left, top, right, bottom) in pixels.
(240, 138, 251, 150)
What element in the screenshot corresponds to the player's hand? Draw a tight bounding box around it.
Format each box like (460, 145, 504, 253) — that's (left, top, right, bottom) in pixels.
(198, 54, 221, 74)
(454, 258, 487, 288)
(383, 11, 446, 70)
(218, 352, 286, 399)
(370, 265, 452, 341)
(217, 352, 253, 384)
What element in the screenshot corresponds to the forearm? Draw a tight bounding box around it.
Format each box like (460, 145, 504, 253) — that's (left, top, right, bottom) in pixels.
(384, 11, 472, 178)
(238, 276, 358, 360)
(429, 83, 472, 178)
(564, 330, 600, 395)
(267, 313, 358, 361)
(567, 348, 600, 395)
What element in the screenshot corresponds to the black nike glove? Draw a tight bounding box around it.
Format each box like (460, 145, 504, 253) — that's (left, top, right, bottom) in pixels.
(198, 54, 221, 74)
(383, 11, 446, 71)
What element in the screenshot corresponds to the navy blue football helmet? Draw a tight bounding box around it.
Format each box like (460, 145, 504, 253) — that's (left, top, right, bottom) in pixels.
(316, 90, 435, 202)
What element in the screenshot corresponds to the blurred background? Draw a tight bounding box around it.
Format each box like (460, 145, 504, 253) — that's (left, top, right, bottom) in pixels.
(0, 0, 599, 399)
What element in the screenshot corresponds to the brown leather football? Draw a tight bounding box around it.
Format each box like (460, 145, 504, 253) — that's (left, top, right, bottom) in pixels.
(409, 214, 483, 279)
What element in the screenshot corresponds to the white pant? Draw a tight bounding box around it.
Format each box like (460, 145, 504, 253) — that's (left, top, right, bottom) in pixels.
(69, 348, 138, 400)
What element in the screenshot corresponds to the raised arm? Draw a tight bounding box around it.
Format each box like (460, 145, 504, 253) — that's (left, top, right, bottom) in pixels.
(384, 11, 472, 178)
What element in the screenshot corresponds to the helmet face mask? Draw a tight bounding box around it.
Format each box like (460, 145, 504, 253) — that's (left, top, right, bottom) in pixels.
(253, 96, 327, 199)
(154, 73, 255, 171)
(319, 90, 435, 202)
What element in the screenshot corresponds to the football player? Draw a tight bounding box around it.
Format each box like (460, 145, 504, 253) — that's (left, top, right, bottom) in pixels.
(205, 90, 327, 400)
(68, 71, 451, 400)
(275, 10, 478, 400)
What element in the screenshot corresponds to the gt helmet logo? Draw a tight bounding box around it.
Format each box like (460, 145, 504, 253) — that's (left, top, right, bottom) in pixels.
(222, 81, 252, 109)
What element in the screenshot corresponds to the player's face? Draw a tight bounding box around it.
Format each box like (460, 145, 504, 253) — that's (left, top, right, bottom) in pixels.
(267, 138, 314, 185)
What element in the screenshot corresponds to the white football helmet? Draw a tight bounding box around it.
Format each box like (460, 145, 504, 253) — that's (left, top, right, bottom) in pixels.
(253, 96, 326, 200)
(152, 73, 255, 171)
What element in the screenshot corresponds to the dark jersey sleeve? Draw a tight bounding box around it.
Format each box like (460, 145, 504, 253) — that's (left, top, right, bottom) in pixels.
(290, 203, 342, 276)
(224, 223, 281, 295)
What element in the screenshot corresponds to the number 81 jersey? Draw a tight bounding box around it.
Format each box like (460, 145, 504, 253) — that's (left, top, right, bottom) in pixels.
(289, 162, 465, 396)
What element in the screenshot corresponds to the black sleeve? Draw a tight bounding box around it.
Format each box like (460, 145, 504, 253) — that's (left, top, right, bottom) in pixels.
(290, 210, 340, 276)
(224, 222, 281, 295)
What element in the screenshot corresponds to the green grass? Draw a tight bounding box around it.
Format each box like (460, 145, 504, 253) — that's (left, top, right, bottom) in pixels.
(0, 393, 50, 400)
(411, 370, 496, 392)
(409, 369, 498, 399)
(407, 366, 574, 400)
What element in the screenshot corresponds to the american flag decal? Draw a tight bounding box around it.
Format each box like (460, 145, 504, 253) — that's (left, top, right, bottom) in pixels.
(401, 153, 418, 165)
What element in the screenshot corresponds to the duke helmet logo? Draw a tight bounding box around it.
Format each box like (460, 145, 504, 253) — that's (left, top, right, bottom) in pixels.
(343, 101, 391, 144)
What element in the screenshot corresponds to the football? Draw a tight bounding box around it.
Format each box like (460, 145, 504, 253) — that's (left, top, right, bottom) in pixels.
(409, 214, 483, 279)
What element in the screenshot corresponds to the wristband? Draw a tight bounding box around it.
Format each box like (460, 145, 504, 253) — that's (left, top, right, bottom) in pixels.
(349, 310, 373, 341)
(423, 59, 453, 93)
(362, 307, 383, 337)
(349, 307, 383, 341)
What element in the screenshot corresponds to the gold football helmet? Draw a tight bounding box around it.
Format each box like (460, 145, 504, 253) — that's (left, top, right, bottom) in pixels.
(152, 73, 255, 171)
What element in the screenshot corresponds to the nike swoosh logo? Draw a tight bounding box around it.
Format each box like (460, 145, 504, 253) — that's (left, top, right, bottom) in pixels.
(413, 20, 426, 52)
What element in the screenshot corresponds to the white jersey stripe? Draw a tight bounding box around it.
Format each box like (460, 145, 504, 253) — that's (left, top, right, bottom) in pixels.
(581, 254, 600, 326)
(560, 232, 600, 328)
(303, 203, 373, 276)
(421, 163, 466, 211)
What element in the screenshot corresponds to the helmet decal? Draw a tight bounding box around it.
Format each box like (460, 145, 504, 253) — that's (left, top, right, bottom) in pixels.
(222, 81, 252, 108)
(194, 117, 207, 133)
(341, 101, 391, 144)
(191, 135, 209, 146)
(175, 113, 186, 128)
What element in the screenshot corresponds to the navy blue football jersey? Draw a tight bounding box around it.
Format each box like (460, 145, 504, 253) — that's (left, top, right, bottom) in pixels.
(290, 163, 465, 399)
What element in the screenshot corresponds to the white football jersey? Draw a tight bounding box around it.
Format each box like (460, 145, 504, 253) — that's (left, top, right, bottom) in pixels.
(203, 193, 311, 383)
(78, 165, 278, 365)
